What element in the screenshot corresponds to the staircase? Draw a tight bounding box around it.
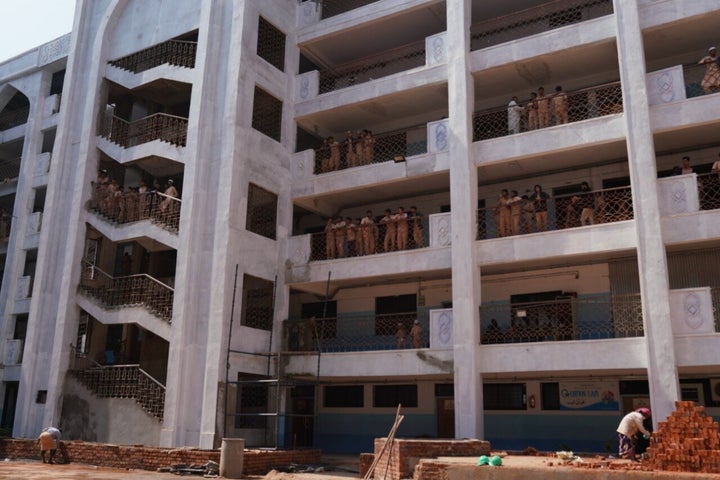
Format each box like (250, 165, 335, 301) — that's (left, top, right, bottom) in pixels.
(70, 364, 165, 420)
(108, 39, 196, 73)
(78, 262, 174, 323)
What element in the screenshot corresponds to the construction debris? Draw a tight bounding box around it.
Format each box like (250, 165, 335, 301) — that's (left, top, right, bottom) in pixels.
(162, 460, 220, 476)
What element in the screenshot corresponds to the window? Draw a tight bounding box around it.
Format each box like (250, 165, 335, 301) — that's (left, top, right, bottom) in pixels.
(241, 274, 275, 331)
(49, 70, 65, 96)
(324, 386, 363, 408)
(375, 294, 417, 336)
(257, 17, 285, 72)
(373, 384, 417, 408)
(246, 183, 278, 240)
(235, 377, 269, 429)
(483, 383, 526, 410)
(251, 86, 282, 142)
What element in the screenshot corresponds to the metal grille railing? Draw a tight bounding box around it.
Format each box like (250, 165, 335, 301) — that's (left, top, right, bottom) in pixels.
(78, 261, 174, 323)
(98, 112, 188, 148)
(471, 0, 612, 51)
(313, 125, 427, 174)
(0, 157, 21, 183)
(70, 365, 165, 420)
(108, 40, 197, 73)
(89, 183, 181, 233)
(309, 213, 425, 260)
(698, 172, 720, 211)
(284, 312, 420, 353)
(712, 288, 720, 333)
(480, 294, 643, 344)
(247, 184, 277, 240)
(0, 212, 10, 243)
(318, 39, 426, 94)
(473, 82, 623, 141)
(683, 62, 720, 99)
(0, 105, 30, 131)
(257, 17, 286, 71)
(319, 0, 379, 19)
(478, 185, 632, 239)
(252, 87, 283, 142)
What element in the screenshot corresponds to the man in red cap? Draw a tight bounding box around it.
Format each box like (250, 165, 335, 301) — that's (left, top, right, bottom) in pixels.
(616, 408, 652, 461)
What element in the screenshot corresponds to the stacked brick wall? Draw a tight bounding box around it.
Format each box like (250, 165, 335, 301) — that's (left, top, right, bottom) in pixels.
(359, 452, 374, 478)
(369, 438, 490, 480)
(645, 400, 720, 474)
(0, 439, 320, 475)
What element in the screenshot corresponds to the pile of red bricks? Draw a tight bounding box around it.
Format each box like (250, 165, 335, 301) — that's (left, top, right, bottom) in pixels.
(0, 438, 320, 475)
(644, 401, 720, 474)
(361, 438, 490, 480)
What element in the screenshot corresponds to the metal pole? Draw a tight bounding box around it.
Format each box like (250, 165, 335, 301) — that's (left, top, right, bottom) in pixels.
(222, 264, 240, 439)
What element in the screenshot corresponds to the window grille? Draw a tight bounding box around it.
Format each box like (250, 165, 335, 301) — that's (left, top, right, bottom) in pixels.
(375, 294, 417, 336)
(235, 381, 269, 429)
(246, 183, 278, 240)
(324, 385, 364, 408)
(483, 383, 526, 410)
(373, 384, 417, 408)
(251, 87, 282, 142)
(241, 275, 275, 331)
(257, 17, 285, 72)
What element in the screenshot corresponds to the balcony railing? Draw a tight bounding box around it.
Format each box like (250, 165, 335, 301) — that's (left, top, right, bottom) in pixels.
(313, 125, 427, 174)
(0, 106, 30, 131)
(471, 0, 613, 51)
(480, 294, 644, 344)
(284, 312, 421, 353)
(108, 40, 197, 73)
(78, 261, 174, 323)
(70, 364, 165, 420)
(478, 185, 633, 239)
(698, 172, 720, 211)
(89, 183, 181, 233)
(0, 157, 21, 183)
(318, 39, 426, 94)
(98, 112, 188, 148)
(473, 81, 623, 141)
(683, 62, 720, 99)
(307, 215, 426, 261)
(318, 0, 379, 19)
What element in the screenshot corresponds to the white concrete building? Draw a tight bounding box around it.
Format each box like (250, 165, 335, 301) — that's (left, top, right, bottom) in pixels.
(0, 0, 719, 454)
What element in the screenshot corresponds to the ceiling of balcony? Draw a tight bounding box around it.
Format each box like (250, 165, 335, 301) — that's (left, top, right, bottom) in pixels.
(296, 83, 448, 138)
(644, 8, 720, 70)
(301, 0, 546, 69)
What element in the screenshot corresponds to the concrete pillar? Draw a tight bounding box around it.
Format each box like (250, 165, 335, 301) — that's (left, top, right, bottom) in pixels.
(613, 0, 679, 425)
(446, 0, 483, 440)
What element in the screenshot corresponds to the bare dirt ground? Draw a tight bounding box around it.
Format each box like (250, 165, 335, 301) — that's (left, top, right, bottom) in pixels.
(0, 454, 639, 480)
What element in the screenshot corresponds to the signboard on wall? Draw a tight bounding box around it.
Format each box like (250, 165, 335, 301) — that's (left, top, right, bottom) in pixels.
(559, 381, 619, 411)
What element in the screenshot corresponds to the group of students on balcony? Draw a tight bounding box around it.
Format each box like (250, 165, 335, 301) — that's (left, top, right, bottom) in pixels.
(317, 130, 375, 173)
(323, 206, 424, 259)
(90, 169, 180, 226)
(492, 182, 623, 238)
(507, 85, 569, 135)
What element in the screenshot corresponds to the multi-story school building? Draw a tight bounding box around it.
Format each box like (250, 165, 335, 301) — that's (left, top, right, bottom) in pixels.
(0, 0, 719, 454)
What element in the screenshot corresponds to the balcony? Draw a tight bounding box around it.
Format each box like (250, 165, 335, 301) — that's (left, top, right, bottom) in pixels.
(473, 81, 623, 142)
(284, 312, 421, 353)
(70, 364, 165, 420)
(0, 105, 29, 131)
(89, 185, 181, 233)
(480, 293, 643, 344)
(108, 40, 197, 74)
(312, 125, 427, 174)
(98, 112, 188, 149)
(470, 0, 613, 52)
(78, 262, 174, 323)
(479, 185, 633, 239)
(0, 157, 21, 184)
(315, 0, 379, 20)
(317, 39, 426, 95)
